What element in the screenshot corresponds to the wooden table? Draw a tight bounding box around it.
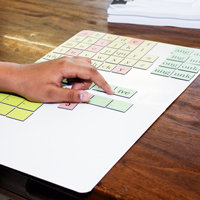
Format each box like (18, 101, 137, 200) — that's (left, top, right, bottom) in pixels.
(0, 0, 200, 199)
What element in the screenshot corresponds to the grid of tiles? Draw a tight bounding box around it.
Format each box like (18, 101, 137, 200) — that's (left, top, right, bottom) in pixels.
(151, 47, 200, 80)
(0, 93, 42, 121)
(38, 30, 159, 75)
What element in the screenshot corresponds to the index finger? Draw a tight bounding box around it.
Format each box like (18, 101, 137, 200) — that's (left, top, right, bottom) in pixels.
(60, 58, 115, 95)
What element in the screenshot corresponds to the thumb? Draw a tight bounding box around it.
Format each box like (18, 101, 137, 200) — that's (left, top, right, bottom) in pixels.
(44, 86, 91, 103)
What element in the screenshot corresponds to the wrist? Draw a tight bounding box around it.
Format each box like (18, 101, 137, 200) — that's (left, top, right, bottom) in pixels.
(0, 62, 23, 95)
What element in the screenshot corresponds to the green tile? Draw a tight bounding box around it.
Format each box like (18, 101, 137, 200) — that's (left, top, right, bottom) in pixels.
(172, 47, 193, 56)
(186, 56, 200, 66)
(179, 63, 200, 73)
(2, 95, 25, 106)
(0, 103, 15, 115)
(151, 66, 175, 77)
(7, 108, 32, 121)
(160, 60, 182, 69)
(106, 100, 133, 113)
(18, 100, 42, 112)
(88, 95, 113, 107)
(89, 82, 95, 89)
(114, 87, 137, 98)
(170, 70, 195, 81)
(167, 54, 189, 62)
(193, 51, 200, 57)
(92, 84, 117, 92)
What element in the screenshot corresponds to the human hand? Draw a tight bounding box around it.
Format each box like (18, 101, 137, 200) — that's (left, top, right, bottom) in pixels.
(0, 57, 114, 102)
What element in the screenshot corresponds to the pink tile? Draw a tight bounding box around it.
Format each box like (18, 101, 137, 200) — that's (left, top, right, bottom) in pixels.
(77, 30, 94, 37)
(95, 39, 111, 47)
(128, 38, 144, 46)
(86, 45, 104, 53)
(112, 65, 132, 75)
(58, 102, 78, 110)
(65, 49, 83, 56)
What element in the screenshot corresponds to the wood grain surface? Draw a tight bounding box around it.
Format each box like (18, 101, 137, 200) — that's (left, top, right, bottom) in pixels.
(0, 0, 200, 200)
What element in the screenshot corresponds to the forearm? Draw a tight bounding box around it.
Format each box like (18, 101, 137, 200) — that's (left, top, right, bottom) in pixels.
(0, 62, 22, 94)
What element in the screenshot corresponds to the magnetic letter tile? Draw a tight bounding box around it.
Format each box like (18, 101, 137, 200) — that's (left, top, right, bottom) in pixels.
(179, 63, 200, 73)
(105, 56, 124, 64)
(98, 63, 116, 72)
(68, 35, 85, 42)
(186, 56, 200, 66)
(112, 65, 132, 75)
(65, 49, 83, 57)
(151, 67, 175, 77)
(133, 61, 152, 70)
(7, 108, 32, 121)
(43, 52, 61, 60)
(62, 41, 78, 48)
(79, 51, 96, 58)
(120, 58, 138, 67)
(114, 87, 137, 98)
(87, 45, 104, 53)
(107, 41, 124, 49)
(77, 30, 94, 37)
(141, 55, 159, 63)
(18, 100, 42, 112)
(172, 47, 193, 56)
(106, 100, 133, 113)
(193, 51, 200, 57)
(115, 36, 132, 43)
(100, 47, 117, 55)
(92, 53, 110, 62)
(58, 102, 78, 110)
(128, 38, 144, 46)
(0, 103, 14, 116)
(82, 37, 99, 44)
(167, 54, 189, 62)
(2, 95, 25, 106)
(74, 43, 91, 50)
(120, 44, 137, 51)
(92, 84, 117, 92)
(113, 50, 130, 57)
(127, 52, 143, 60)
(170, 70, 195, 81)
(95, 39, 111, 47)
(140, 41, 157, 50)
(88, 95, 113, 108)
(91, 60, 103, 68)
(90, 32, 106, 39)
(0, 93, 9, 101)
(53, 46, 70, 54)
(102, 34, 119, 41)
(160, 60, 182, 69)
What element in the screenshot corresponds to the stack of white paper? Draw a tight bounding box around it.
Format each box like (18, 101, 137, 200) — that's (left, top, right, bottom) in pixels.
(107, 0, 200, 29)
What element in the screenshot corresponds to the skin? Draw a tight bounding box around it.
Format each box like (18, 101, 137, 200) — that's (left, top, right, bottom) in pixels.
(0, 56, 114, 102)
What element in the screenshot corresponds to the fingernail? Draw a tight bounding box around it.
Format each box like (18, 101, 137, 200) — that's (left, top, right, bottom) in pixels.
(111, 89, 115, 94)
(80, 92, 90, 102)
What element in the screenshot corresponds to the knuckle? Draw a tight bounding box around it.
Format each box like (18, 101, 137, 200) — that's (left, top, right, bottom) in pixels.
(44, 88, 56, 101)
(66, 90, 76, 102)
(89, 66, 98, 74)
